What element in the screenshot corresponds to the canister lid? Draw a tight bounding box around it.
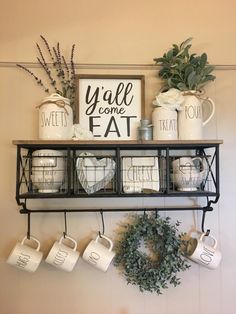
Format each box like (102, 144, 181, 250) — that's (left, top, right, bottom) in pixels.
(41, 93, 70, 106)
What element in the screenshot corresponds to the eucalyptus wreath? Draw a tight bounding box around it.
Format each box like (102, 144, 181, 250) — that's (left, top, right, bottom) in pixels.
(114, 213, 190, 294)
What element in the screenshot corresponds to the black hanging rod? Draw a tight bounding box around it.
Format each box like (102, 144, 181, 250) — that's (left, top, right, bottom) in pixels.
(19, 206, 213, 214)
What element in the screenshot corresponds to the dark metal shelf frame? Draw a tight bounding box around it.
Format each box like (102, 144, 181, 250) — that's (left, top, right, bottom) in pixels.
(13, 139, 222, 233)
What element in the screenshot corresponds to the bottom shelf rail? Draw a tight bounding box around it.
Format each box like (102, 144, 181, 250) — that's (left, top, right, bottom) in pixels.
(19, 206, 213, 235)
(19, 206, 213, 214)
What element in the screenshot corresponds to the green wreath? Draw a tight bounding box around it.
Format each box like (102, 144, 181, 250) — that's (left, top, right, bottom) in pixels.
(114, 213, 190, 294)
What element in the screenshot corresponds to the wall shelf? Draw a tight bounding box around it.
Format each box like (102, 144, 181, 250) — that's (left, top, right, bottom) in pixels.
(13, 140, 222, 215)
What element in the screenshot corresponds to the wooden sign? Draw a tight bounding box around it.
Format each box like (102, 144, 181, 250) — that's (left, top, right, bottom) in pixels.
(76, 75, 145, 140)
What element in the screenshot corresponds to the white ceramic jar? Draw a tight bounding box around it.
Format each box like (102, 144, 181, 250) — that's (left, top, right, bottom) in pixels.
(38, 93, 73, 140)
(152, 107, 178, 140)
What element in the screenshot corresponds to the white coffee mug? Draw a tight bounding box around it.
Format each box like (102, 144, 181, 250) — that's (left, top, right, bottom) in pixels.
(31, 149, 65, 193)
(82, 234, 115, 272)
(186, 233, 222, 269)
(7, 236, 43, 272)
(45, 235, 80, 272)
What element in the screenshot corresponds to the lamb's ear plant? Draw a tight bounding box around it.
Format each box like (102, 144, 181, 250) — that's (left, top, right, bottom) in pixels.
(154, 37, 216, 91)
(16, 35, 76, 115)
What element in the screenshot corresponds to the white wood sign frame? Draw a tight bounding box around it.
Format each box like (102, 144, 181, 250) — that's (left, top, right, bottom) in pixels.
(76, 74, 145, 140)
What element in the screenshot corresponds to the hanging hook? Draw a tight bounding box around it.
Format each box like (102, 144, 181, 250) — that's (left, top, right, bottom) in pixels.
(201, 208, 210, 236)
(27, 212, 31, 240)
(99, 210, 105, 238)
(63, 211, 67, 238)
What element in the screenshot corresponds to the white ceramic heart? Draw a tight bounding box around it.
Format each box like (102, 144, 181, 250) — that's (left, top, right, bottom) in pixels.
(76, 152, 116, 194)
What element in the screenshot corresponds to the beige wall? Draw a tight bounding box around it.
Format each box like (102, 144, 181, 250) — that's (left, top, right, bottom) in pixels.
(1, 1, 236, 314)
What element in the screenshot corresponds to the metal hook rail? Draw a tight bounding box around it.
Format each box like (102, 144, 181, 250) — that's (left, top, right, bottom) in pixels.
(20, 205, 213, 236)
(19, 206, 212, 214)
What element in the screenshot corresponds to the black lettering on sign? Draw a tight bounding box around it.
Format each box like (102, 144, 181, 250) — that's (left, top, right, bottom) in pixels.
(82, 79, 140, 139)
(120, 116, 137, 137)
(85, 82, 134, 116)
(85, 86, 100, 115)
(104, 117, 121, 138)
(98, 106, 125, 115)
(89, 116, 101, 137)
(89, 115, 137, 138)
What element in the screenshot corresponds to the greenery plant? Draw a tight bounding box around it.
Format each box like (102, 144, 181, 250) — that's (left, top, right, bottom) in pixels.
(154, 37, 216, 91)
(16, 35, 76, 115)
(114, 213, 190, 294)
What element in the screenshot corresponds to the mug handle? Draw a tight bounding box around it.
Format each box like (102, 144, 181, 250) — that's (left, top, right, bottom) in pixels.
(95, 234, 114, 251)
(202, 97, 215, 126)
(192, 156, 205, 173)
(59, 235, 77, 251)
(199, 233, 218, 249)
(21, 236, 41, 251)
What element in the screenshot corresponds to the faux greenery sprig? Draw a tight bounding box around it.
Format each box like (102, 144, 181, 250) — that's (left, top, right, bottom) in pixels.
(114, 213, 190, 294)
(16, 35, 76, 116)
(154, 38, 216, 91)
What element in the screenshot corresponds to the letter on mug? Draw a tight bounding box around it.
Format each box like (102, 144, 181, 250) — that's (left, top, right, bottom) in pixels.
(53, 249, 68, 266)
(199, 246, 215, 265)
(88, 251, 100, 265)
(16, 253, 31, 268)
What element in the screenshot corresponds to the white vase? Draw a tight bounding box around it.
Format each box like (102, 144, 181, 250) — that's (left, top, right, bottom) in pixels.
(178, 91, 215, 140)
(152, 107, 178, 140)
(38, 93, 73, 140)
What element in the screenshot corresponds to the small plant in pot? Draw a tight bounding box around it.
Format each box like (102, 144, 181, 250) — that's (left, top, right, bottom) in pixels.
(153, 38, 216, 140)
(17, 35, 76, 140)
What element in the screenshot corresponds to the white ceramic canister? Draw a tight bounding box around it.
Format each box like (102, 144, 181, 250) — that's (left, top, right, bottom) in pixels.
(152, 106, 178, 140)
(38, 93, 73, 140)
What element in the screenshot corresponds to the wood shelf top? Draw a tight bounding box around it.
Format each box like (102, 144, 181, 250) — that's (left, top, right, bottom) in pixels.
(12, 139, 223, 146)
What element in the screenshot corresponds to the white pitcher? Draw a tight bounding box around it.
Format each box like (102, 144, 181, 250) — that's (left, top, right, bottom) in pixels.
(178, 91, 215, 140)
